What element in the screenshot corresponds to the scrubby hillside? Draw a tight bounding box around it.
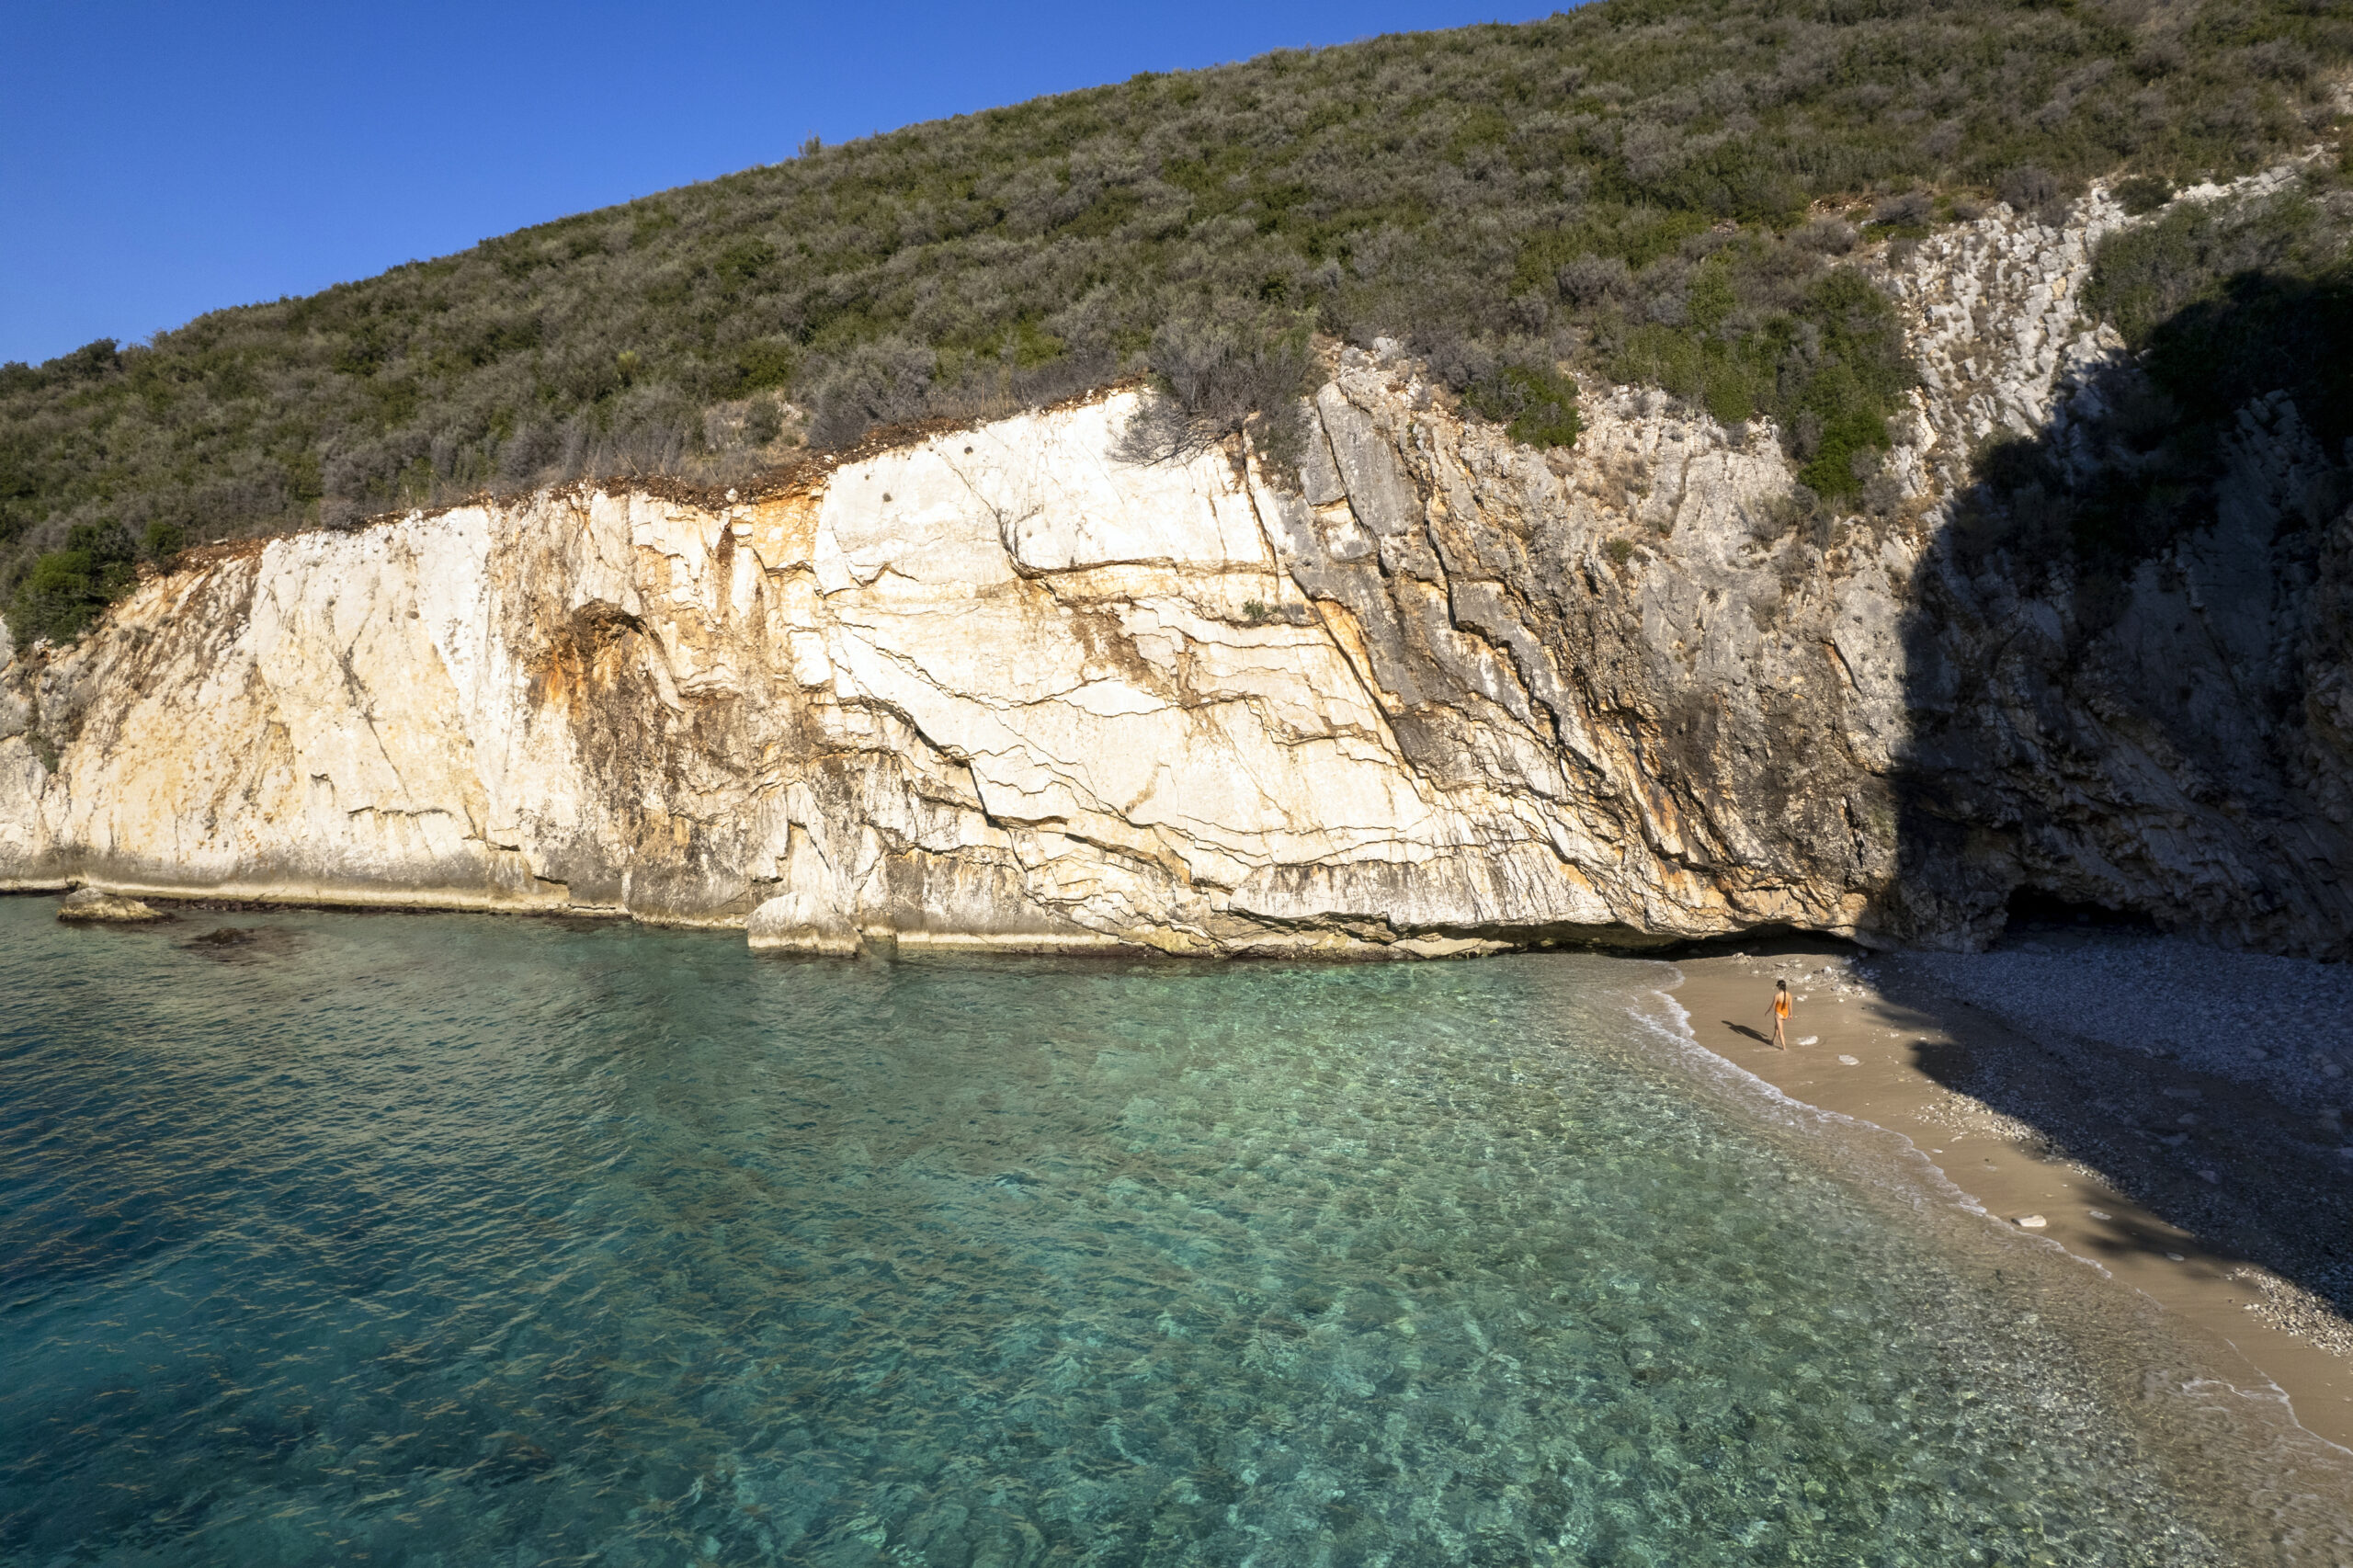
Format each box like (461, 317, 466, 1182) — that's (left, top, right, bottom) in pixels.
(2, 0, 2347, 642)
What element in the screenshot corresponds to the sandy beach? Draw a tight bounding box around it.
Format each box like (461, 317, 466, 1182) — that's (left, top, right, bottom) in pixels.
(1665, 926, 2353, 1457)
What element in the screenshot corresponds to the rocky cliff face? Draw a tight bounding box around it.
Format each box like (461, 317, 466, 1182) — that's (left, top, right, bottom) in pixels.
(1881, 167, 2353, 958)
(6, 179, 2347, 957)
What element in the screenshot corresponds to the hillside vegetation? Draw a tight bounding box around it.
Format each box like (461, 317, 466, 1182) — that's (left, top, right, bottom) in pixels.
(4, 0, 2349, 641)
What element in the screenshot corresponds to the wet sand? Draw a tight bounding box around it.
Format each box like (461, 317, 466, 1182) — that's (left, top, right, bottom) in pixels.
(1665, 933, 2353, 1456)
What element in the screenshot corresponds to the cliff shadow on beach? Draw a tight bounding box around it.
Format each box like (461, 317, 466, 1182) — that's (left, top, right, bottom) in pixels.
(1877, 254, 2353, 1334)
(1880, 925, 2352, 1347)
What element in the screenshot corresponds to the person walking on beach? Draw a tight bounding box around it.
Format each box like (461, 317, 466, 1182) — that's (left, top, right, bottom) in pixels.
(1770, 979, 1792, 1050)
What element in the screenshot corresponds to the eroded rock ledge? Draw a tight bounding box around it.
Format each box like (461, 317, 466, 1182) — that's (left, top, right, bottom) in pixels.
(6, 184, 2348, 957)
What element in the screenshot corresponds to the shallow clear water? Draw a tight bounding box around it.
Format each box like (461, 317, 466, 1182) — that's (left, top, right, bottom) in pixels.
(0, 902, 2327, 1565)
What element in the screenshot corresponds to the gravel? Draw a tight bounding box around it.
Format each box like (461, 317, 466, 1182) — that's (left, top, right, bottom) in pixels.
(1882, 931, 2353, 1116)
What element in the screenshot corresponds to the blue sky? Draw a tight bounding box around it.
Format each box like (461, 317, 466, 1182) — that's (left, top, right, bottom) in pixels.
(2, 0, 1550, 366)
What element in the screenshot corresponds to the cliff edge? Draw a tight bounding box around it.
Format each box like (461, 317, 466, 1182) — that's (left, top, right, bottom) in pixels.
(6, 185, 2347, 957)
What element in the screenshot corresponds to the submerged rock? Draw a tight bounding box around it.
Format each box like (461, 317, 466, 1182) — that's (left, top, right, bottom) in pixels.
(56, 888, 166, 923)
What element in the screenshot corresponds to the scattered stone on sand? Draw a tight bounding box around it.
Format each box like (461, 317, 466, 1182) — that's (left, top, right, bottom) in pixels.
(2087, 1209, 2113, 1221)
(2166, 1252, 2187, 1262)
(2015, 1214, 2049, 1229)
(56, 888, 167, 923)
(2228, 1265, 2353, 1360)
(1798, 1035, 1819, 1046)
(1837, 1054, 1859, 1065)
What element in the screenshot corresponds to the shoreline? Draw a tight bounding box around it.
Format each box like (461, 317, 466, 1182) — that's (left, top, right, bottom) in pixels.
(1660, 933, 2353, 1456)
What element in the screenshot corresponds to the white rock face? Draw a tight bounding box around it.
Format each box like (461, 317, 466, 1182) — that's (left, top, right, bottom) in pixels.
(1884, 187, 2131, 489)
(0, 386, 1810, 953)
(4, 176, 2347, 957)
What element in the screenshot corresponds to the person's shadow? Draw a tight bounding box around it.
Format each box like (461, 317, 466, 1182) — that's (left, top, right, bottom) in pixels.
(1722, 1020, 1770, 1044)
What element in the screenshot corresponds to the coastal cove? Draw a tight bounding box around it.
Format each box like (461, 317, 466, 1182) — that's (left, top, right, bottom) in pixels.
(6, 897, 2349, 1565)
(10, 5, 2353, 1564)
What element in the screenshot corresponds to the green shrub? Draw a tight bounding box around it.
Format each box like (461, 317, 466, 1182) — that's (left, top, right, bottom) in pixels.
(13, 522, 136, 644)
(714, 237, 779, 288)
(729, 339, 797, 394)
(2114, 176, 2173, 217)
(1608, 266, 1911, 498)
(2084, 189, 2342, 347)
(1461, 364, 1582, 449)
(1965, 184, 2353, 567)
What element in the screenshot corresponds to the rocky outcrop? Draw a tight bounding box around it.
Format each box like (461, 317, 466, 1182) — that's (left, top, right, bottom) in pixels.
(4, 180, 2347, 957)
(53, 887, 166, 923)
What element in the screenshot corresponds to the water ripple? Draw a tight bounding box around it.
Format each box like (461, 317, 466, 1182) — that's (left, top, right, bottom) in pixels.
(0, 903, 2324, 1565)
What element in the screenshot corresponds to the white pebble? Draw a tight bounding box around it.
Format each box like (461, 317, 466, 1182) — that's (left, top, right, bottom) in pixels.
(1837, 1054, 1859, 1065)
(2086, 1210, 2112, 1221)
(2015, 1214, 2048, 1229)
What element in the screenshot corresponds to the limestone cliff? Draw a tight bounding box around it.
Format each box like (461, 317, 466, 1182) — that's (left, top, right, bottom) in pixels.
(5, 179, 2347, 957)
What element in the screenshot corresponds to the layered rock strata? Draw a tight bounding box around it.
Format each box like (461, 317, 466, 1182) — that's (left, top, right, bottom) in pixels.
(4, 182, 2347, 956)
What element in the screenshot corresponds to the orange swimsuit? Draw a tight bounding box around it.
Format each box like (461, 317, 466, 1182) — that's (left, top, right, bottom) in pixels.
(1773, 993, 1790, 1018)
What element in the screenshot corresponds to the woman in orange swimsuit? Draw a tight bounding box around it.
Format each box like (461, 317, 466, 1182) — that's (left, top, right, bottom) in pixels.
(1770, 979, 1791, 1050)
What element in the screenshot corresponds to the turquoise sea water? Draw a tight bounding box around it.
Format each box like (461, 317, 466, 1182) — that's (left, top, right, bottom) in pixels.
(0, 901, 2341, 1566)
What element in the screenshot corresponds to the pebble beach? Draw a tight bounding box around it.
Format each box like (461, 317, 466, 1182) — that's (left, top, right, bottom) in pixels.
(1665, 924, 2353, 1459)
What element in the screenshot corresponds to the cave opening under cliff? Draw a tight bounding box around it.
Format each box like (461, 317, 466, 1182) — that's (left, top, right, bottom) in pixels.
(1999, 888, 2161, 939)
